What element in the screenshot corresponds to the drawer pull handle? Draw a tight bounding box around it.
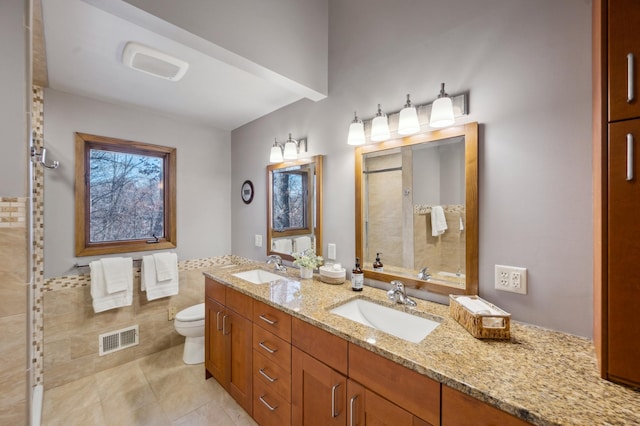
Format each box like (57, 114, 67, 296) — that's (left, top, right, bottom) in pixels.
(259, 341, 278, 354)
(628, 133, 635, 181)
(331, 383, 341, 418)
(216, 311, 223, 331)
(259, 314, 278, 325)
(349, 395, 359, 426)
(259, 395, 278, 411)
(259, 368, 278, 383)
(629, 53, 635, 103)
(222, 315, 230, 335)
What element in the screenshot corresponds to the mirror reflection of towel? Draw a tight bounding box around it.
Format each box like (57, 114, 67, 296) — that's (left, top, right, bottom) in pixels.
(294, 236, 312, 253)
(273, 238, 293, 254)
(431, 206, 448, 236)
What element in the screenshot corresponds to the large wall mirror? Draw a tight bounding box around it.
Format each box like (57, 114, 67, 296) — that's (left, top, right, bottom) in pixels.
(355, 123, 478, 295)
(267, 155, 323, 261)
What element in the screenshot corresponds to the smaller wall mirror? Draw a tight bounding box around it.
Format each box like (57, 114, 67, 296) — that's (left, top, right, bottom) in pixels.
(355, 123, 478, 295)
(267, 155, 323, 260)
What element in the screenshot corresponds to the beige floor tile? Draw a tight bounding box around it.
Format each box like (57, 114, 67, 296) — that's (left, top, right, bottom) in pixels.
(147, 365, 213, 421)
(42, 401, 105, 426)
(103, 401, 168, 426)
(43, 375, 101, 417)
(171, 399, 235, 426)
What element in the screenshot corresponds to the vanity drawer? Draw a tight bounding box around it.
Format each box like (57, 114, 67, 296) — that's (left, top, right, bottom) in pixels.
(253, 375, 291, 426)
(253, 324, 291, 369)
(253, 300, 292, 342)
(225, 287, 252, 319)
(253, 350, 291, 402)
(205, 277, 225, 304)
(349, 343, 440, 426)
(291, 316, 348, 375)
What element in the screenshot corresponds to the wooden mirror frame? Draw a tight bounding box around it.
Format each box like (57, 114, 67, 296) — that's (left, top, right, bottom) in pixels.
(355, 122, 478, 295)
(267, 155, 323, 261)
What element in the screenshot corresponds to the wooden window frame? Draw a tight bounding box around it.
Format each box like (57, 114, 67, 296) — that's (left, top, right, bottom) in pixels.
(74, 132, 177, 256)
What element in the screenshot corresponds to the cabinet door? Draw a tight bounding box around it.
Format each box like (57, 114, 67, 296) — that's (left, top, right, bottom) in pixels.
(609, 0, 640, 121)
(205, 297, 227, 385)
(608, 120, 640, 386)
(441, 386, 530, 426)
(227, 309, 253, 415)
(347, 380, 414, 426)
(292, 347, 347, 426)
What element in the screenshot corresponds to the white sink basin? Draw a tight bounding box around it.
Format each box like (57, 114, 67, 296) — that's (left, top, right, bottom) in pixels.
(329, 299, 440, 343)
(232, 269, 286, 284)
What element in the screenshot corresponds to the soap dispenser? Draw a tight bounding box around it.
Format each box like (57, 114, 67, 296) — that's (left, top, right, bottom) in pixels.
(373, 252, 384, 272)
(351, 258, 364, 292)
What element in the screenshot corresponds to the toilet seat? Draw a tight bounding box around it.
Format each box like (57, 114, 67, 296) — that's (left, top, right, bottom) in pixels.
(176, 303, 205, 322)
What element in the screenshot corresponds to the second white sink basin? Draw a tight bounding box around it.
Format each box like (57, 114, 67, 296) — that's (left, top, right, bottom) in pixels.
(329, 299, 440, 343)
(232, 269, 286, 284)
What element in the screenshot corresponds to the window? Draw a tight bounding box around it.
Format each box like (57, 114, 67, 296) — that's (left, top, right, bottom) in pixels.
(74, 133, 176, 256)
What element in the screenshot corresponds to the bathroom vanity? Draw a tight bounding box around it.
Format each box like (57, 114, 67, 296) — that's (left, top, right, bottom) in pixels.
(203, 262, 640, 425)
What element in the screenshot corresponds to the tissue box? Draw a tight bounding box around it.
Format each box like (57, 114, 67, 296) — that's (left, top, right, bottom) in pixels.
(319, 264, 346, 285)
(449, 295, 511, 339)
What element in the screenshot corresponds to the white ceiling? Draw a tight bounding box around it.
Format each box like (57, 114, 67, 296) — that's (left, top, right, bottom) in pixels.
(42, 0, 305, 130)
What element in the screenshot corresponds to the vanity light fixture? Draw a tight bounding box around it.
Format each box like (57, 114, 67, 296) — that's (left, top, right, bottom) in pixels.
(347, 112, 366, 146)
(397, 94, 421, 136)
(269, 138, 284, 163)
(370, 104, 391, 142)
(429, 83, 455, 128)
(269, 134, 308, 163)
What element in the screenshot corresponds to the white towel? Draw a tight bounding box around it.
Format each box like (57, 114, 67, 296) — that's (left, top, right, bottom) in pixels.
(273, 238, 293, 254)
(90, 259, 133, 313)
(142, 254, 179, 301)
(431, 206, 448, 236)
(101, 257, 132, 293)
(294, 236, 312, 253)
(153, 252, 178, 282)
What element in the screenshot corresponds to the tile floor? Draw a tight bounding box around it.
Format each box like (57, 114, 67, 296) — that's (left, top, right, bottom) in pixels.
(42, 344, 258, 426)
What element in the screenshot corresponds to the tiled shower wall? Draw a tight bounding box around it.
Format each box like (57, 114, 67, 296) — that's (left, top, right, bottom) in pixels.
(0, 197, 28, 424)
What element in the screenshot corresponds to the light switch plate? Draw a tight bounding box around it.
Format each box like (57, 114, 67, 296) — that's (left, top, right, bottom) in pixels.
(254, 234, 262, 247)
(327, 243, 336, 260)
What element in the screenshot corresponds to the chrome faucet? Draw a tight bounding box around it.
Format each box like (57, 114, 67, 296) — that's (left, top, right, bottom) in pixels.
(266, 254, 287, 272)
(387, 280, 417, 306)
(417, 266, 431, 280)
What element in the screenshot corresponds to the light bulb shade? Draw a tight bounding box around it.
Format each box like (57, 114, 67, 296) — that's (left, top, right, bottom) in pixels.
(283, 141, 298, 160)
(430, 96, 455, 128)
(371, 115, 391, 142)
(398, 106, 420, 135)
(347, 121, 365, 145)
(270, 145, 283, 163)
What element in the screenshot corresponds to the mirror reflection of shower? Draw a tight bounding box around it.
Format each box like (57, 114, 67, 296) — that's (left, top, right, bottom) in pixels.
(30, 146, 59, 169)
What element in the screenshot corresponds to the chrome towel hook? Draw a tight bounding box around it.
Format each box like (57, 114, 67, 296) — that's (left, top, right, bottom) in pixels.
(31, 147, 59, 169)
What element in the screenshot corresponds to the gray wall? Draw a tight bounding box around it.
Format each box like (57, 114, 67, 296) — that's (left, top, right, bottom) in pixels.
(43, 89, 232, 278)
(231, 0, 593, 337)
(0, 0, 27, 196)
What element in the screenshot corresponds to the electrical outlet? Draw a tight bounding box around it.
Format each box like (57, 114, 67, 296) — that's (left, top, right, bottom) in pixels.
(254, 234, 263, 247)
(168, 306, 177, 321)
(495, 265, 527, 294)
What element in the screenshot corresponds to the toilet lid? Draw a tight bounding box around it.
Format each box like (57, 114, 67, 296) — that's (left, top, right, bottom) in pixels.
(176, 303, 205, 321)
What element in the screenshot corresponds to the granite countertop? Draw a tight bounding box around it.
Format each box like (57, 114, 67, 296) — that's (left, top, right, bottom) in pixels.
(204, 261, 640, 426)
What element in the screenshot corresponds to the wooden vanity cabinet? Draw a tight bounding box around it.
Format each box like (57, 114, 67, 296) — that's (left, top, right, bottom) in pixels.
(252, 300, 293, 426)
(291, 317, 349, 426)
(348, 344, 440, 425)
(204, 278, 253, 415)
(593, 0, 640, 388)
(441, 386, 530, 426)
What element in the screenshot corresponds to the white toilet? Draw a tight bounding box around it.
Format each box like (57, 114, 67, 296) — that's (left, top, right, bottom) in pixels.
(174, 303, 205, 364)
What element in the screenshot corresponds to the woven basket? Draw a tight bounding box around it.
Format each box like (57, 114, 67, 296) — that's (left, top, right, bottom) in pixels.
(319, 275, 345, 285)
(449, 295, 511, 339)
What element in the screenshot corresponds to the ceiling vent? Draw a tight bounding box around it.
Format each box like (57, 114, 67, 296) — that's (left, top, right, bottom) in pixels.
(122, 42, 189, 82)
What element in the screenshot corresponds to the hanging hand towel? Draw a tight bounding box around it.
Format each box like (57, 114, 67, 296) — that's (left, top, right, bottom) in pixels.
(142, 253, 179, 301)
(273, 238, 293, 254)
(101, 257, 132, 293)
(431, 206, 448, 236)
(90, 259, 133, 313)
(153, 252, 178, 282)
(294, 236, 312, 253)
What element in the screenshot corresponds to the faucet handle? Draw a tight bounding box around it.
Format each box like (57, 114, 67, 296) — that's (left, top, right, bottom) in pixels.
(390, 280, 405, 291)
